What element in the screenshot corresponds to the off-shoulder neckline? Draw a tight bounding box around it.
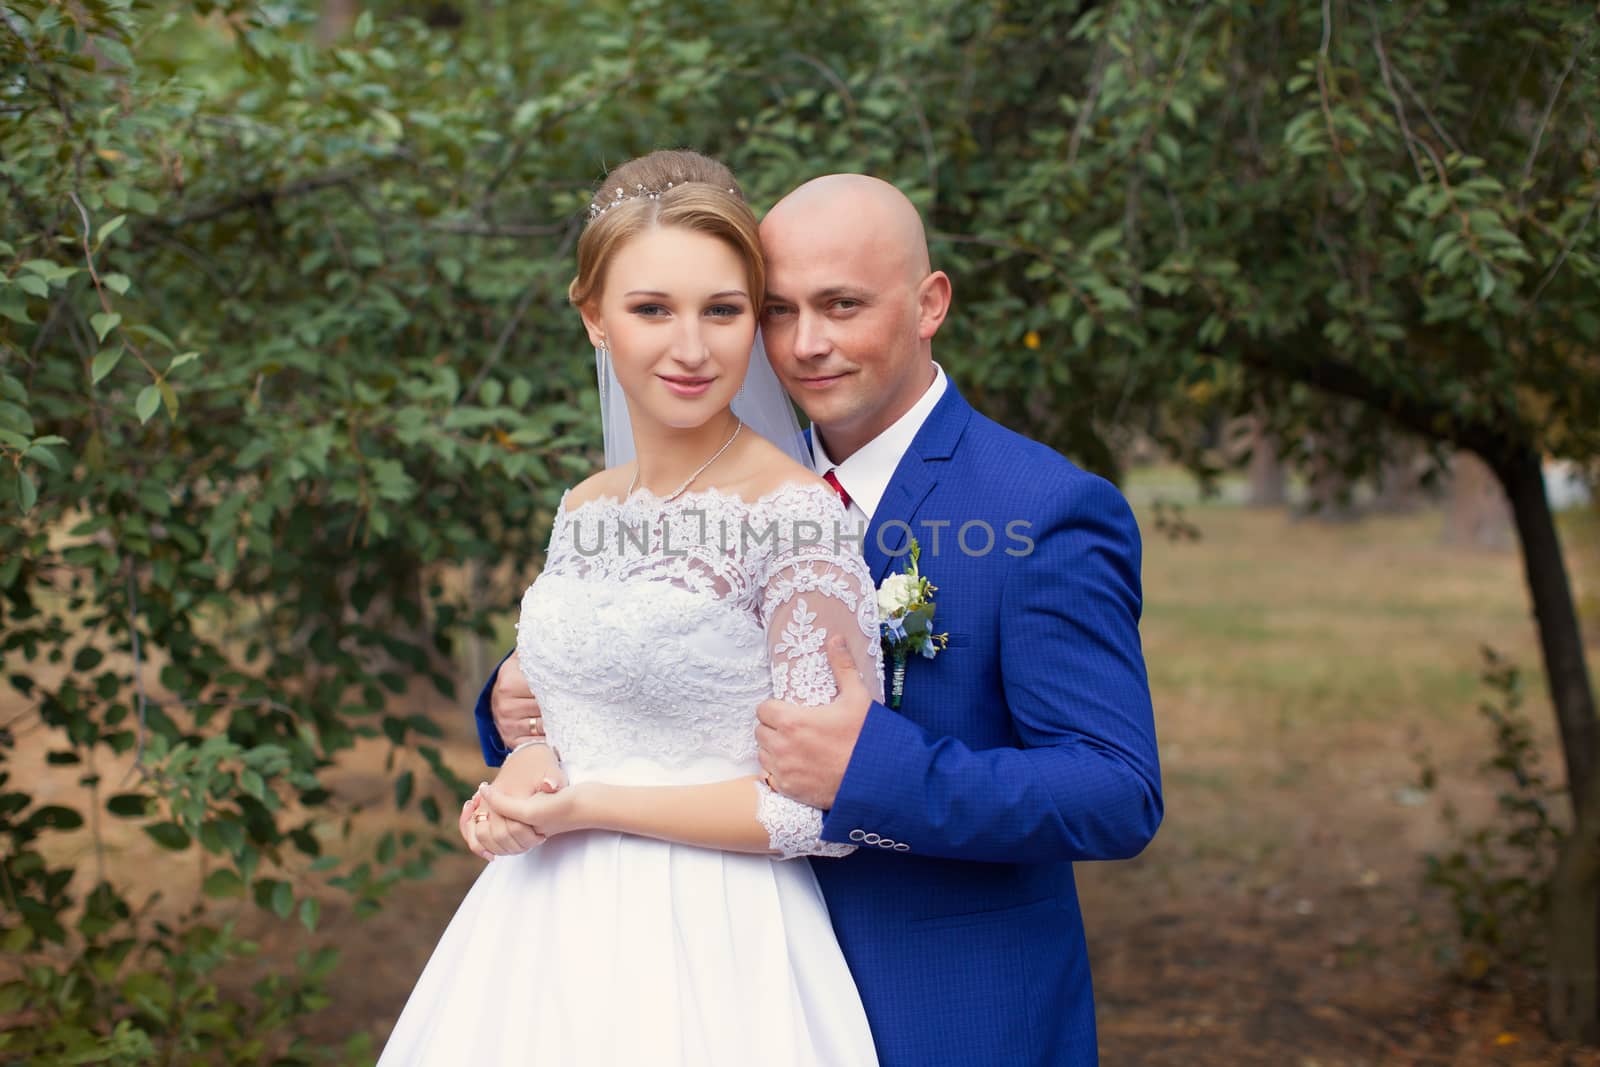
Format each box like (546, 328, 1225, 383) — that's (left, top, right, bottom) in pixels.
(556, 479, 837, 521)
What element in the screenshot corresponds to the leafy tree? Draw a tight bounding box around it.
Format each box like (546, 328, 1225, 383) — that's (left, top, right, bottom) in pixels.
(0, 0, 856, 1056)
(819, 0, 1600, 1037)
(4, 0, 1598, 1055)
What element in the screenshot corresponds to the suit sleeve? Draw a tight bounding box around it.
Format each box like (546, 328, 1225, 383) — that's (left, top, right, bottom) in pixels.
(819, 475, 1162, 863)
(472, 651, 515, 768)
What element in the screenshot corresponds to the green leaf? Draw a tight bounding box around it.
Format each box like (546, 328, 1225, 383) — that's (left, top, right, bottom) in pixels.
(239, 768, 265, 800)
(0, 291, 31, 325)
(128, 324, 176, 351)
(95, 214, 128, 249)
(203, 868, 244, 899)
(169, 351, 200, 371)
(29, 805, 84, 831)
(16, 275, 48, 299)
(25, 443, 60, 472)
(372, 108, 404, 140)
(91, 347, 124, 384)
(1476, 263, 1496, 301)
(299, 896, 321, 932)
(103, 273, 132, 295)
(1072, 316, 1093, 348)
(145, 822, 191, 850)
(135, 385, 160, 423)
(107, 793, 152, 817)
(271, 879, 294, 919)
(17, 471, 36, 513)
(394, 769, 414, 809)
(90, 312, 122, 342)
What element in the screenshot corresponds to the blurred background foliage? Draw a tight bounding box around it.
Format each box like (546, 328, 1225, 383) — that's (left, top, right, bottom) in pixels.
(1, 0, 1596, 1059)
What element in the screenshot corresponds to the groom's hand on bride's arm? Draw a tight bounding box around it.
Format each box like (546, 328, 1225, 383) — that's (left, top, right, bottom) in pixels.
(490, 659, 546, 752)
(755, 636, 870, 810)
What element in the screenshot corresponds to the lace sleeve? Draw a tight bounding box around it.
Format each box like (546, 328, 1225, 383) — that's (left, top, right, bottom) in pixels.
(753, 486, 885, 860)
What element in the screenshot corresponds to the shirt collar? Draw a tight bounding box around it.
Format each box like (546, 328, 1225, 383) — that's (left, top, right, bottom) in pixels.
(810, 363, 948, 521)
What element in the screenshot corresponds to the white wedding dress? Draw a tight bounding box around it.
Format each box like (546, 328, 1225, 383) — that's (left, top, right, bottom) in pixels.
(380, 481, 883, 1066)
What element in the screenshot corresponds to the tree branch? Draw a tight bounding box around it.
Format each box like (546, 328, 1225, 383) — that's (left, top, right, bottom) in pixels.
(1389, 62, 1463, 157)
(478, 73, 639, 212)
(1364, 2, 1426, 183)
(122, 562, 152, 783)
(784, 52, 858, 124)
(887, 75, 939, 205)
(156, 166, 370, 229)
(1521, 34, 1586, 195)
(464, 218, 581, 402)
(1315, 0, 1345, 165)
(425, 219, 569, 238)
(1065, 34, 1112, 169)
(1526, 187, 1600, 311)
(1235, 342, 1517, 465)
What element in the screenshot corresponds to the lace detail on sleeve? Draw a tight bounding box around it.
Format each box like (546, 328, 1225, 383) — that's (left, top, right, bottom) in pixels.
(755, 778, 855, 859)
(752, 483, 885, 859)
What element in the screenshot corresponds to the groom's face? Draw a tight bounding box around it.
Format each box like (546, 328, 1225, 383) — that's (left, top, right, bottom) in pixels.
(760, 212, 930, 457)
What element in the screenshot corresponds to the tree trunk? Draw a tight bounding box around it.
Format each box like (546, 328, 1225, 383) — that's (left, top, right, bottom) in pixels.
(1491, 446, 1600, 1041)
(1245, 417, 1287, 507)
(1445, 451, 1514, 549)
(1551, 768, 1600, 1043)
(1302, 442, 1360, 522)
(1372, 438, 1427, 514)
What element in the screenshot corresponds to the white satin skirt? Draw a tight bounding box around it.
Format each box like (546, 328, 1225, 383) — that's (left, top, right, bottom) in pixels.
(377, 757, 877, 1066)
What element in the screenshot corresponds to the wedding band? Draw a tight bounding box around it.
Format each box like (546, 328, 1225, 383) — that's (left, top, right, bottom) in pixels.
(528, 716, 541, 733)
(473, 813, 489, 823)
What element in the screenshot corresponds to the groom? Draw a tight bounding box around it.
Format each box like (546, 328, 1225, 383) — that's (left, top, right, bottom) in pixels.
(469, 175, 1161, 1066)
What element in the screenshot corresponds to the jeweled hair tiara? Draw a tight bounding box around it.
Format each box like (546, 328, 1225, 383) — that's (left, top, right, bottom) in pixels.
(586, 182, 741, 221)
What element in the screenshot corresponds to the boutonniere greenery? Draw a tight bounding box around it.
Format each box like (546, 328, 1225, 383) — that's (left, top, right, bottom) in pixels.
(876, 537, 949, 710)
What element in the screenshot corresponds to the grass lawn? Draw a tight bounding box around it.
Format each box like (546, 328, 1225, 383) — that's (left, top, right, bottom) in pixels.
(1084, 471, 1598, 1065)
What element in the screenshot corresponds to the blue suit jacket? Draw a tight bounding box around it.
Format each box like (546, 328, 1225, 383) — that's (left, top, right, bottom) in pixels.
(473, 382, 1161, 1066)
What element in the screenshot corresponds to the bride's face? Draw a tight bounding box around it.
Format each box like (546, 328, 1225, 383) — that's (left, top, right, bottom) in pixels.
(581, 225, 756, 435)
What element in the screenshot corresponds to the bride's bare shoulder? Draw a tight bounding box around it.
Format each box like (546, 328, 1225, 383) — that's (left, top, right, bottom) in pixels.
(562, 466, 634, 510)
(725, 433, 827, 500)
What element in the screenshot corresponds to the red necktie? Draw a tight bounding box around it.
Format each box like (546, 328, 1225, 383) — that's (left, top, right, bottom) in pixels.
(823, 469, 852, 509)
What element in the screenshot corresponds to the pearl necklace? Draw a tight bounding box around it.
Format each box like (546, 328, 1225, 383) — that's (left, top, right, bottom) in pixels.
(627, 420, 743, 502)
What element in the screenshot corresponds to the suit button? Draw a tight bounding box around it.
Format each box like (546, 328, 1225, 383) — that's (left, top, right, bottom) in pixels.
(848, 829, 866, 842)
(863, 833, 881, 845)
(893, 843, 910, 852)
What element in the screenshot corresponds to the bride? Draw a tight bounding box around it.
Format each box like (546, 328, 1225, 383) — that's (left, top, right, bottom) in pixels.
(378, 150, 883, 1066)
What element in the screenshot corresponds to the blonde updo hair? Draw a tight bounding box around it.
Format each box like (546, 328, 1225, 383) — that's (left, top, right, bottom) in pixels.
(568, 150, 765, 310)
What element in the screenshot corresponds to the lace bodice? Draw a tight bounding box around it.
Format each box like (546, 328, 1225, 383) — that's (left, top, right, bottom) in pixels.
(516, 481, 884, 859)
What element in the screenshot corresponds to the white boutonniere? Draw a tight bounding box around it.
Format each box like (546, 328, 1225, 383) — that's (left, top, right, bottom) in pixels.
(877, 537, 949, 709)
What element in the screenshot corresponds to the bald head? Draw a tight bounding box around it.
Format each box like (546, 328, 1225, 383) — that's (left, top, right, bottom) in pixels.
(758, 174, 952, 460)
(762, 174, 931, 283)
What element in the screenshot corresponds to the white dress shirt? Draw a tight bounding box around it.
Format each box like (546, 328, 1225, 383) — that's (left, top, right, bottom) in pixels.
(809, 363, 949, 525)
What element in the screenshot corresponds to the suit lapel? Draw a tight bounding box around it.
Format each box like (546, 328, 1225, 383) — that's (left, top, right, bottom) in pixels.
(866, 462, 937, 582)
(864, 382, 974, 583)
